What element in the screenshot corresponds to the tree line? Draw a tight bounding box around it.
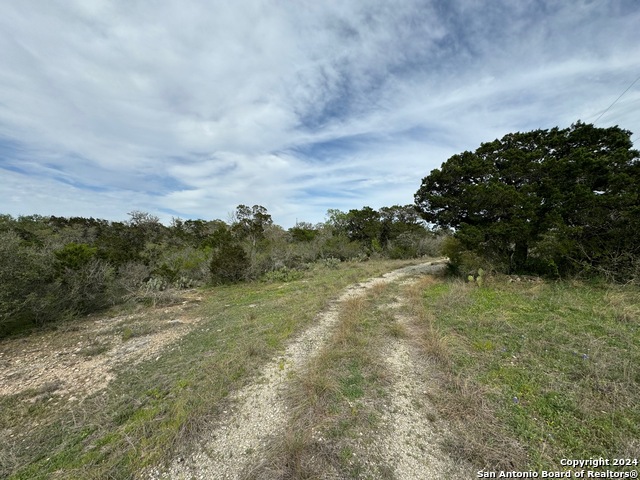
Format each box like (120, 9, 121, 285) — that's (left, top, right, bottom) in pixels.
(0, 205, 444, 337)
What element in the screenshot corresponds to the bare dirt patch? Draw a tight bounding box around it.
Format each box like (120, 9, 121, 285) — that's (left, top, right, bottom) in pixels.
(0, 291, 204, 404)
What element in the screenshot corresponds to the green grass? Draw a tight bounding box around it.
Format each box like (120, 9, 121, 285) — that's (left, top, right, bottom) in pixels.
(340, 361, 366, 400)
(1, 258, 418, 480)
(411, 276, 640, 471)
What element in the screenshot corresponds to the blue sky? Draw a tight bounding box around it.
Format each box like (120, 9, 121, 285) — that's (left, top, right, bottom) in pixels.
(1, 1, 639, 227)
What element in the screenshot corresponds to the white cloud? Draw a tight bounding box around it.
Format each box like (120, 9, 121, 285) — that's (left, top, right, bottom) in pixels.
(1, 0, 639, 227)
(0, 168, 155, 222)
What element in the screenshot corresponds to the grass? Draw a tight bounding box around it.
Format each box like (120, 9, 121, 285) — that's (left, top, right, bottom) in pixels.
(408, 275, 640, 471)
(0, 258, 418, 480)
(78, 341, 111, 357)
(119, 321, 160, 341)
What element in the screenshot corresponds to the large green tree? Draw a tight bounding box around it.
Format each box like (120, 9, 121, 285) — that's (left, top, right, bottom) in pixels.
(414, 122, 640, 279)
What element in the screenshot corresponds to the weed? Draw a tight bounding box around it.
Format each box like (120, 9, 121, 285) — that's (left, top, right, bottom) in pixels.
(320, 257, 341, 269)
(263, 267, 304, 283)
(340, 362, 365, 400)
(120, 322, 158, 341)
(121, 326, 133, 341)
(385, 321, 406, 338)
(78, 341, 110, 357)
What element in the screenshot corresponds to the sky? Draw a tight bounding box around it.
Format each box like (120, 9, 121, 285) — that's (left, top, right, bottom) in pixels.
(1, 0, 639, 228)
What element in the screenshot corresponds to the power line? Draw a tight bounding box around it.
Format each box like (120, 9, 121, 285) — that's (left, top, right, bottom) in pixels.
(593, 72, 640, 125)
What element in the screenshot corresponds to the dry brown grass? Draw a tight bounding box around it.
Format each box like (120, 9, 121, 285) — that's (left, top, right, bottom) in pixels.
(368, 280, 388, 298)
(249, 425, 324, 480)
(603, 291, 640, 324)
(385, 320, 407, 338)
(436, 375, 529, 470)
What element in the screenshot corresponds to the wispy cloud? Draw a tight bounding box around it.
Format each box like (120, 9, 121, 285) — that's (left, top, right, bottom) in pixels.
(1, 0, 639, 226)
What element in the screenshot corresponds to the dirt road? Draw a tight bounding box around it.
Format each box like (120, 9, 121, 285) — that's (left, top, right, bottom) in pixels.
(146, 260, 472, 479)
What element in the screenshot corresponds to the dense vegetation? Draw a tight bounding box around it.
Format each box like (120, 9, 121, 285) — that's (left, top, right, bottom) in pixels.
(0, 205, 443, 338)
(415, 122, 640, 282)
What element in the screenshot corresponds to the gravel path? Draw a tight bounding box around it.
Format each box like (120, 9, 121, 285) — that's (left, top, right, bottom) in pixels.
(371, 310, 474, 479)
(146, 260, 448, 480)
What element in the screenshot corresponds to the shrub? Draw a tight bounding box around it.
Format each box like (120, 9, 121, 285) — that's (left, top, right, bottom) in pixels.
(55, 258, 116, 314)
(441, 236, 498, 278)
(54, 243, 98, 271)
(115, 262, 151, 298)
(0, 231, 56, 335)
(152, 246, 211, 287)
(387, 232, 422, 259)
(319, 257, 341, 269)
(417, 232, 448, 257)
(320, 235, 363, 261)
(209, 242, 250, 284)
(263, 267, 304, 283)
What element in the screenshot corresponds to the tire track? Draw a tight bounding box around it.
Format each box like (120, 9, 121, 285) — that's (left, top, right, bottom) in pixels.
(373, 315, 473, 479)
(146, 260, 446, 480)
